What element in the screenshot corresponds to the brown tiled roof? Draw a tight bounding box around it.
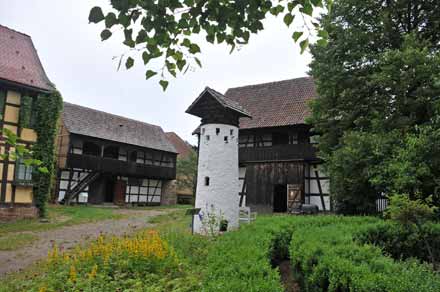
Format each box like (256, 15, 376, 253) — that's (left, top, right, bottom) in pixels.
(0, 25, 54, 92)
(62, 102, 177, 153)
(165, 132, 194, 159)
(224, 77, 316, 129)
(186, 87, 252, 118)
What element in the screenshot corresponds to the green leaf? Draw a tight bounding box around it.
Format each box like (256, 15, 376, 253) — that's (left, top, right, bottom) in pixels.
(125, 57, 134, 69)
(38, 167, 49, 174)
(300, 39, 309, 54)
(301, 1, 314, 16)
(100, 29, 112, 41)
(318, 30, 329, 39)
(283, 14, 294, 27)
(89, 7, 105, 23)
(145, 70, 157, 80)
(189, 44, 201, 54)
(292, 31, 303, 42)
(142, 51, 151, 65)
(177, 59, 186, 71)
(105, 12, 118, 28)
(159, 80, 169, 91)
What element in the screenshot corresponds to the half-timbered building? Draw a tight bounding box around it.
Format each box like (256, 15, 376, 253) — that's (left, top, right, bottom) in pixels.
(193, 77, 330, 213)
(0, 25, 55, 219)
(55, 102, 178, 205)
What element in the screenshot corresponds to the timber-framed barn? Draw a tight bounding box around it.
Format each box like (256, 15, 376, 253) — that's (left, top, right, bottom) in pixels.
(193, 77, 330, 213)
(55, 102, 178, 206)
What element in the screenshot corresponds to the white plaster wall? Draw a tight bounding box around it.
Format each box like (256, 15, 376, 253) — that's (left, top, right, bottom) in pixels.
(309, 195, 331, 211)
(194, 124, 240, 234)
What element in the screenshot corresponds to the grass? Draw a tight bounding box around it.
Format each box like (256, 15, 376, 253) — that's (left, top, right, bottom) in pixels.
(0, 233, 38, 251)
(0, 204, 124, 235)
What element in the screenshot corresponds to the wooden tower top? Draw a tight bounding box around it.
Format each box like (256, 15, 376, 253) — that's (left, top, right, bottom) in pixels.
(186, 87, 251, 126)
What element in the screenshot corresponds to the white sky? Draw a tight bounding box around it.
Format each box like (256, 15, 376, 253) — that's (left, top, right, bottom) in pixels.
(0, 0, 311, 145)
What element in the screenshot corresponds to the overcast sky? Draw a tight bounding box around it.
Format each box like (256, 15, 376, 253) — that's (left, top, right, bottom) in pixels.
(0, 0, 311, 144)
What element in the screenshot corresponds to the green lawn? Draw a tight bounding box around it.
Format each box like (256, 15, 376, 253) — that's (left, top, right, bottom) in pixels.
(0, 233, 38, 251)
(0, 205, 124, 235)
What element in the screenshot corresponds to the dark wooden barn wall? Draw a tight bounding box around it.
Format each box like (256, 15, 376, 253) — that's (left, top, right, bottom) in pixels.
(245, 162, 305, 208)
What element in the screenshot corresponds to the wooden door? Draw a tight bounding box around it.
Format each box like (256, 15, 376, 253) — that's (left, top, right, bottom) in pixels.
(287, 184, 302, 212)
(113, 180, 127, 205)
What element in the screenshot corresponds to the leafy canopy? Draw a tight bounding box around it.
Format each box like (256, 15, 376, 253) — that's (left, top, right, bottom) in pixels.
(308, 0, 440, 213)
(89, 0, 330, 90)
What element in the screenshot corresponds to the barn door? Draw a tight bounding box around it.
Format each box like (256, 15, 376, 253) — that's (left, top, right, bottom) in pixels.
(113, 179, 127, 205)
(287, 184, 302, 212)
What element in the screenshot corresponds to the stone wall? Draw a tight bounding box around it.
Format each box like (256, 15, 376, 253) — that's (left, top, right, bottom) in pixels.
(0, 206, 38, 221)
(161, 180, 177, 205)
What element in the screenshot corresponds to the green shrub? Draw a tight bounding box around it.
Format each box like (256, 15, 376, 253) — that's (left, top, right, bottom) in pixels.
(290, 219, 440, 292)
(355, 221, 440, 268)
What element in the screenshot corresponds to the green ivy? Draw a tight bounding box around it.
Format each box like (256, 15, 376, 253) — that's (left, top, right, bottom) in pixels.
(32, 90, 63, 217)
(19, 95, 32, 129)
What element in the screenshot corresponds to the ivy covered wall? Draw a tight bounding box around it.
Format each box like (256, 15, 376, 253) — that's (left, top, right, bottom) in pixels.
(32, 90, 63, 217)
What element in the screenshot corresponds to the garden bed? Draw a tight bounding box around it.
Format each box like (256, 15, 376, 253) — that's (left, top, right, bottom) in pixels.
(2, 212, 439, 292)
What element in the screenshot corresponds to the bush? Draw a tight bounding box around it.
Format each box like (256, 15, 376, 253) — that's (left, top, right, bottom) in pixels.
(289, 218, 440, 292)
(355, 221, 440, 269)
(200, 217, 291, 292)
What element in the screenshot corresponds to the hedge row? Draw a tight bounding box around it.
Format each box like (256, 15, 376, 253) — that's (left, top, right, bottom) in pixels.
(200, 215, 440, 292)
(200, 217, 292, 292)
(354, 221, 440, 266)
(289, 218, 440, 292)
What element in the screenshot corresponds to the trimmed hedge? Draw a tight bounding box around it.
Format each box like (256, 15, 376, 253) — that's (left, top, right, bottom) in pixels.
(354, 221, 440, 266)
(200, 217, 293, 292)
(289, 218, 440, 292)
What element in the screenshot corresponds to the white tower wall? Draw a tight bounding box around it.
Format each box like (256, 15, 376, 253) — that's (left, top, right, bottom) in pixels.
(193, 123, 239, 234)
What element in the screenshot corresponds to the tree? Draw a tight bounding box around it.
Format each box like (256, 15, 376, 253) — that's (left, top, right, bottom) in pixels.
(89, 0, 330, 90)
(176, 150, 198, 195)
(308, 0, 440, 213)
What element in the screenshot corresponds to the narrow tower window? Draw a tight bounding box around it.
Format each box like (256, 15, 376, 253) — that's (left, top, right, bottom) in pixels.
(230, 129, 234, 135)
(204, 176, 210, 186)
(216, 128, 220, 135)
(206, 135, 210, 141)
(224, 136, 228, 143)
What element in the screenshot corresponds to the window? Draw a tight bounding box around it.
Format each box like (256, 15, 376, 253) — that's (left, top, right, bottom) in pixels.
(216, 128, 220, 135)
(224, 136, 228, 143)
(16, 159, 33, 182)
(129, 151, 138, 162)
(136, 151, 145, 164)
(230, 129, 234, 135)
(206, 135, 210, 141)
(204, 176, 210, 186)
(289, 133, 298, 145)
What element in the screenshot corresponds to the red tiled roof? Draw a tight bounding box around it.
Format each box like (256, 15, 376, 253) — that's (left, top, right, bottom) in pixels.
(224, 77, 316, 129)
(165, 132, 194, 159)
(0, 25, 54, 91)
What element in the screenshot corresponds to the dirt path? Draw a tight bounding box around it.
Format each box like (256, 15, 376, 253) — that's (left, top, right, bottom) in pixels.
(0, 209, 170, 277)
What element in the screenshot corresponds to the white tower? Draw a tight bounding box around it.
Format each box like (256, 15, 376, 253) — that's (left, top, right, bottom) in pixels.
(186, 87, 251, 234)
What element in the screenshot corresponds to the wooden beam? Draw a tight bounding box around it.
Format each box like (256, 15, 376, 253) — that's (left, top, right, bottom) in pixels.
(314, 169, 326, 211)
(239, 171, 247, 207)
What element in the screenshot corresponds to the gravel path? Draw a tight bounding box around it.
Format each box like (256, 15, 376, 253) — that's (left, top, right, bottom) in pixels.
(0, 209, 170, 277)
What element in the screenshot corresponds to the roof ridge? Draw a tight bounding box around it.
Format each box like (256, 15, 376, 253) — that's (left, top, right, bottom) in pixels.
(63, 102, 161, 129)
(0, 24, 31, 38)
(225, 76, 313, 93)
